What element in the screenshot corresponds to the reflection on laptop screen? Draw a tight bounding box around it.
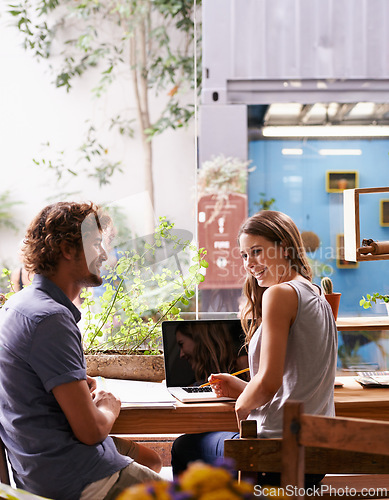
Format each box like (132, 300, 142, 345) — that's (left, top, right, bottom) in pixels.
(162, 319, 249, 387)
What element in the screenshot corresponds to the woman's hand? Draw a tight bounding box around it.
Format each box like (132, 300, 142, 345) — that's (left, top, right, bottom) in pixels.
(234, 392, 252, 423)
(208, 373, 247, 400)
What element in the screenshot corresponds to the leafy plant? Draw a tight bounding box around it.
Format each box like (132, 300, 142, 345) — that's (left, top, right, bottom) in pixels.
(253, 192, 276, 211)
(197, 155, 254, 224)
(8, 0, 201, 217)
(0, 217, 208, 354)
(0, 191, 23, 231)
(0, 268, 18, 304)
(198, 155, 254, 198)
(338, 335, 364, 369)
(360, 293, 389, 309)
(338, 330, 385, 370)
(81, 217, 208, 354)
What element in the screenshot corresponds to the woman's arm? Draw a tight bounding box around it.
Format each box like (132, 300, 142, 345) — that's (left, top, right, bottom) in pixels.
(234, 283, 298, 422)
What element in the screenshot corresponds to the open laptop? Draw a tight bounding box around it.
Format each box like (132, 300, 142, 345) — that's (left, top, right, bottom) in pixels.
(162, 319, 249, 403)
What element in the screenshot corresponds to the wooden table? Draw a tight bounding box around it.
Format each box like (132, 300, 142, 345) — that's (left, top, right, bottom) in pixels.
(112, 400, 237, 434)
(111, 376, 389, 434)
(336, 315, 389, 331)
(334, 376, 389, 421)
(112, 317, 389, 435)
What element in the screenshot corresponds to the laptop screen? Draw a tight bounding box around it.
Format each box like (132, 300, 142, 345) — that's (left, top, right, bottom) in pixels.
(162, 319, 249, 387)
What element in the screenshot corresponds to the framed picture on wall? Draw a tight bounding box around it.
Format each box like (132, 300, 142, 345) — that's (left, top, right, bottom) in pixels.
(326, 171, 358, 193)
(336, 234, 359, 269)
(380, 199, 389, 226)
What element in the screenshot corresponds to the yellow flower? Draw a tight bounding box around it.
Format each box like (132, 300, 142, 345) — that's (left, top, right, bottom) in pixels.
(116, 463, 256, 499)
(151, 481, 172, 500)
(180, 462, 231, 495)
(116, 480, 172, 500)
(199, 487, 243, 500)
(231, 480, 254, 495)
(115, 483, 153, 500)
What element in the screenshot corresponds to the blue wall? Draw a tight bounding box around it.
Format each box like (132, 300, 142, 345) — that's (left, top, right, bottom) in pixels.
(248, 139, 389, 317)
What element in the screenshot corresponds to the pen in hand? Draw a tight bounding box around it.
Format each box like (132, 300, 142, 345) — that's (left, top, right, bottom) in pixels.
(199, 367, 250, 388)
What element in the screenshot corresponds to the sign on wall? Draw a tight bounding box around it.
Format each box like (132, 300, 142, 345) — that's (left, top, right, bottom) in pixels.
(198, 193, 247, 289)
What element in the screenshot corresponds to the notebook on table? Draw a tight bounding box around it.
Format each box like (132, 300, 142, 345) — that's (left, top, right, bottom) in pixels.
(355, 371, 389, 388)
(161, 319, 249, 403)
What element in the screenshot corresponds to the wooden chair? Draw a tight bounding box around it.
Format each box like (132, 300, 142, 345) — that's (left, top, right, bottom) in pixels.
(224, 400, 389, 498)
(0, 434, 11, 485)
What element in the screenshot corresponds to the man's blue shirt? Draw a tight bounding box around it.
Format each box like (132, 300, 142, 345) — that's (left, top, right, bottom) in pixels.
(0, 275, 130, 500)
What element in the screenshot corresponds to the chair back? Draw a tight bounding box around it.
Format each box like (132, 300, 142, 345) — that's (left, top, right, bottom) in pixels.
(282, 400, 389, 491)
(224, 400, 389, 496)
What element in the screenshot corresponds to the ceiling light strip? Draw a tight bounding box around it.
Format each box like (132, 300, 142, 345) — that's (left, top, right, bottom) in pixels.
(263, 125, 389, 138)
(281, 148, 303, 155)
(319, 149, 362, 156)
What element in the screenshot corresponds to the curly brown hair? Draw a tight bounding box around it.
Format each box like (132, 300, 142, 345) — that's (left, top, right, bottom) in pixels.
(22, 201, 111, 276)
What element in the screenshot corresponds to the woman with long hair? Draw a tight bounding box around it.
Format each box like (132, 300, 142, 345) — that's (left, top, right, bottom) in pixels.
(171, 211, 337, 486)
(175, 322, 247, 384)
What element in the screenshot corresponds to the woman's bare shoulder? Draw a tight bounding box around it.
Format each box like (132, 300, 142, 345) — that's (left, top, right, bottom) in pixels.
(262, 283, 299, 319)
(263, 282, 297, 299)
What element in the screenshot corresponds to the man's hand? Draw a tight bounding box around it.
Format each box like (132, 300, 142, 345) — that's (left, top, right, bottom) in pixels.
(92, 389, 121, 420)
(53, 380, 121, 445)
(86, 375, 97, 394)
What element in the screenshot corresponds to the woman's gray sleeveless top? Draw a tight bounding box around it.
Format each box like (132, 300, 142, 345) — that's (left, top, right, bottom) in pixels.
(248, 280, 338, 437)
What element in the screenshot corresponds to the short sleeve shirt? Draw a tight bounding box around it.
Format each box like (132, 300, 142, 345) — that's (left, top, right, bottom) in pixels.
(0, 275, 131, 500)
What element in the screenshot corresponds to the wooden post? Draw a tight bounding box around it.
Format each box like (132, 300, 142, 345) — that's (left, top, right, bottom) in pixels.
(282, 401, 304, 500)
(239, 419, 258, 484)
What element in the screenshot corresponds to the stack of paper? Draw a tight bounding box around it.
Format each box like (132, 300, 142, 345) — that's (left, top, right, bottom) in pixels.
(355, 371, 389, 388)
(96, 377, 177, 408)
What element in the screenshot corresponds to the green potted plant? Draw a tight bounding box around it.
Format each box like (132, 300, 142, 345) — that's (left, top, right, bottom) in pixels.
(81, 217, 207, 381)
(360, 293, 389, 314)
(321, 276, 341, 320)
(197, 155, 254, 224)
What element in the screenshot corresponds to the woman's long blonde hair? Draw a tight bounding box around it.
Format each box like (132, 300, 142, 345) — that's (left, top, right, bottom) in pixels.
(238, 210, 312, 343)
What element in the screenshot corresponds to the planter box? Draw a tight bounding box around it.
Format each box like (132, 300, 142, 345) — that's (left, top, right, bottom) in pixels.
(85, 354, 165, 382)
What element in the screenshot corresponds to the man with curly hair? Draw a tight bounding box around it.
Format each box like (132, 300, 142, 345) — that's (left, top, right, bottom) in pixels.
(0, 201, 161, 500)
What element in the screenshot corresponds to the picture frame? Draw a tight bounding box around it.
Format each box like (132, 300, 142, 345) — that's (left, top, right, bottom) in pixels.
(326, 171, 358, 193)
(380, 199, 389, 227)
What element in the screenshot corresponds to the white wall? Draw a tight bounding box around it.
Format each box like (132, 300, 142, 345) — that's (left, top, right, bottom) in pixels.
(0, 5, 197, 267)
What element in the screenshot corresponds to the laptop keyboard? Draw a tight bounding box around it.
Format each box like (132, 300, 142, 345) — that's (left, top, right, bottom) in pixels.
(182, 386, 213, 393)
